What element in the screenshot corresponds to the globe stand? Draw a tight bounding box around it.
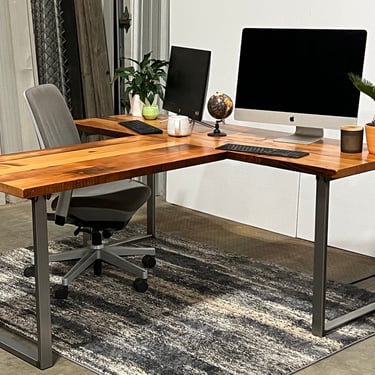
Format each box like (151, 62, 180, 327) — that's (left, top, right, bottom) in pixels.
(207, 120, 227, 137)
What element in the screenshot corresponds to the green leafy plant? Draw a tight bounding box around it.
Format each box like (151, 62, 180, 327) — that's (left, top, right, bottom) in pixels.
(113, 52, 168, 108)
(348, 73, 375, 125)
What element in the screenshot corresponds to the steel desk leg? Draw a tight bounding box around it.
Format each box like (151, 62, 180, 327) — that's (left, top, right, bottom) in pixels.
(0, 196, 53, 368)
(147, 174, 156, 237)
(312, 176, 375, 336)
(33, 195, 53, 368)
(312, 176, 330, 336)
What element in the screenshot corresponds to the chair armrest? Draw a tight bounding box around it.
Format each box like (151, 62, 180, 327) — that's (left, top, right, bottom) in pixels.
(55, 190, 73, 225)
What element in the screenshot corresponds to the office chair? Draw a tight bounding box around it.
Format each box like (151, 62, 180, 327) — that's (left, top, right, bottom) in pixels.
(23, 83, 156, 299)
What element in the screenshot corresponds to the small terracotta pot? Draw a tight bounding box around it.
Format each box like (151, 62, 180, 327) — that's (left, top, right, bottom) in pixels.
(365, 123, 375, 154)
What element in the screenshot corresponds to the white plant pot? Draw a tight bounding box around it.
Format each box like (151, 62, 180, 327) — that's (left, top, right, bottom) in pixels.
(151, 94, 159, 106)
(129, 94, 144, 117)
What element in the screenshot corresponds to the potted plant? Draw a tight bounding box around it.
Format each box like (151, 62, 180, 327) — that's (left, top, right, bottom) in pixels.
(348, 73, 375, 153)
(113, 52, 168, 118)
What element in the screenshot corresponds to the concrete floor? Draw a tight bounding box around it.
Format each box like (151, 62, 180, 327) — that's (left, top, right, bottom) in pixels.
(0, 198, 374, 374)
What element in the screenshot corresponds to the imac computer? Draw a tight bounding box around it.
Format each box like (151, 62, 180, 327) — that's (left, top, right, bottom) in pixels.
(163, 46, 211, 121)
(234, 28, 367, 143)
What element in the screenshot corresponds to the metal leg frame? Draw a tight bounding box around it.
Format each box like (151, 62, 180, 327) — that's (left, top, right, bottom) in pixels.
(0, 196, 53, 369)
(113, 173, 155, 246)
(147, 174, 156, 237)
(312, 176, 375, 336)
(0, 175, 157, 369)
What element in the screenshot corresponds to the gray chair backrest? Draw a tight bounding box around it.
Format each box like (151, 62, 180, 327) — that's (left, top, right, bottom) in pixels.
(24, 84, 81, 149)
(24, 84, 80, 224)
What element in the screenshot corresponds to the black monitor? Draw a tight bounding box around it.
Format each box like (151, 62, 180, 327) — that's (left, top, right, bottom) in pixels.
(234, 28, 367, 143)
(163, 46, 211, 121)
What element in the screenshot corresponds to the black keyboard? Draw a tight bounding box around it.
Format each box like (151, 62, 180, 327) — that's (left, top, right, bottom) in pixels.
(118, 120, 163, 135)
(217, 143, 309, 158)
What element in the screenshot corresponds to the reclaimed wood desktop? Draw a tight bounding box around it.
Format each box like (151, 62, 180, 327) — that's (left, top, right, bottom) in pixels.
(0, 114, 375, 369)
(0, 134, 225, 369)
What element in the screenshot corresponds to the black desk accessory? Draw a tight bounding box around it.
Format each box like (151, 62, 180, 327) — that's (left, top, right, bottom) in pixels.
(206, 92, 233, 137)
(217, 143, 309, 158)
(118, 120, 163, 135)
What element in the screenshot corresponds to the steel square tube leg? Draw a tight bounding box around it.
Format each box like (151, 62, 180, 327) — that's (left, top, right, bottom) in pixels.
(0, 196, 53, 368)
(312, 176, 375, 336)
(32, 195, 54, 368)
(147, 174, 156, 237)
(312, 175, 330, 336)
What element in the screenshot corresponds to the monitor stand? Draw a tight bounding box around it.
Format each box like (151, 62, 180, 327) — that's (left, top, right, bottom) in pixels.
(275, 126, 323, 144)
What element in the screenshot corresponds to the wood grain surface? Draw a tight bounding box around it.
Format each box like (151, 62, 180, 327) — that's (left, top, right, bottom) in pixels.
(1, 115, 375, 199)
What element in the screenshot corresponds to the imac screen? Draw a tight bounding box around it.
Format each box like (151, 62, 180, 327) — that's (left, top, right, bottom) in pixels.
(234, 28, 367, 143)
(163, 46, 211, 121)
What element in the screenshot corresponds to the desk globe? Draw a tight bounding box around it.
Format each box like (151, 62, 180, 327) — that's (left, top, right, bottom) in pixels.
(207, 92, 233, 136)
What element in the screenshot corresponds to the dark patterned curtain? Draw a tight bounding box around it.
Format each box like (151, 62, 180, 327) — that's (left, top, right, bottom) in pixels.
(30, 0, 113, 119)
(30, 0, 71, 107)
(30, 0, 88, 119)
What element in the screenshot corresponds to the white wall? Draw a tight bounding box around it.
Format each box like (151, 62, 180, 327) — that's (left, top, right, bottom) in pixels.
(0, 0, 39, 204)
(0, 0, 38, 154)
(167, 0, 375, 256)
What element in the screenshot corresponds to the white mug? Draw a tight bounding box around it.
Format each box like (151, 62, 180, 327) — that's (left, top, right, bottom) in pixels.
(167, 115, 193, 137)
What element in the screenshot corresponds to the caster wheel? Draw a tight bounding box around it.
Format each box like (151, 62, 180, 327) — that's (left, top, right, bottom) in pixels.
(55, 286, 69, 299)
(142, 255, 156, 269)
(24, 265, 36, 278)
(94, 260, 102, 276)
(133, 278, 148, 293)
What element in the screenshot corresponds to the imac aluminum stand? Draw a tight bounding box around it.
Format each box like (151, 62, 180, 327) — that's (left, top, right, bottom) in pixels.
(275, 126, 324, 144)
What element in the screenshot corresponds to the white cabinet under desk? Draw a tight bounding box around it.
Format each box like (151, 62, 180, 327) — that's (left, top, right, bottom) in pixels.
(167, 159, 375, 258)
(166, 159, 300, 238)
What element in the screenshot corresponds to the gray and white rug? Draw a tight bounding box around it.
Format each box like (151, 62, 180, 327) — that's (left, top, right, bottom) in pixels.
(0, 226, 375, 375)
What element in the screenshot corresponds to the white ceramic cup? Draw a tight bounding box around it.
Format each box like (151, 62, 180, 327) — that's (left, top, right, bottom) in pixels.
(167, 115, 193, 137)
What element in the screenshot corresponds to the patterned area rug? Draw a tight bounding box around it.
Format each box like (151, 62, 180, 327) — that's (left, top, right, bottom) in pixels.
(0, 225, 375, 375)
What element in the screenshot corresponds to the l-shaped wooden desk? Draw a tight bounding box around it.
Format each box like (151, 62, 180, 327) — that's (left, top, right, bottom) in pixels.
(1, 114, 375, 369)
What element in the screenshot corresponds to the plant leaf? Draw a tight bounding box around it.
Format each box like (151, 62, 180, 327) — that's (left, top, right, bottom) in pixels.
(112, 52, 169, 111)
(348, 73, 375, 101)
